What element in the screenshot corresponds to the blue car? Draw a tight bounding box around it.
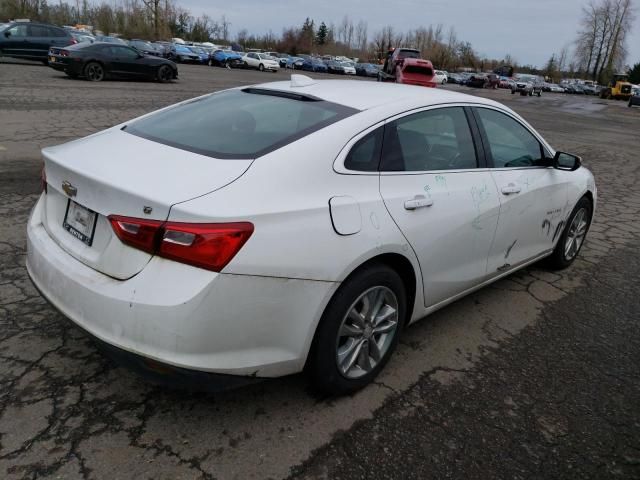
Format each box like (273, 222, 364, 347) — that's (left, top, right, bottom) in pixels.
(301, 58, 328, 73)
(286, 56, 304, 69)
(209, 49, 243, 68)
(187, 46, 209, 64)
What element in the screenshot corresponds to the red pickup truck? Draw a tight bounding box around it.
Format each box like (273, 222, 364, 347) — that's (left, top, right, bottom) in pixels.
(377, 48, 437, 88)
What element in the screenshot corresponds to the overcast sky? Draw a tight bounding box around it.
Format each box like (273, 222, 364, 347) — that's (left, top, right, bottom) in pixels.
(178, 0, 639, 68)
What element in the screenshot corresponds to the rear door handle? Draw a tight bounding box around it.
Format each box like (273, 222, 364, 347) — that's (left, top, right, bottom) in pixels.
(501, 184, 521, 195)
(404, 195, 434, 210)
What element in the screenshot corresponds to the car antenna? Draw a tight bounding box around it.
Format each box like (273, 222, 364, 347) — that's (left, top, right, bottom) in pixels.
(290, 74, 317, 88)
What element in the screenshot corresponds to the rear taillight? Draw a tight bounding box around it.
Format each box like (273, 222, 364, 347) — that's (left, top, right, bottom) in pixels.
(109, 216, 163, 254)
(41, 165, 47, 194)
(108, 216, 253, 272)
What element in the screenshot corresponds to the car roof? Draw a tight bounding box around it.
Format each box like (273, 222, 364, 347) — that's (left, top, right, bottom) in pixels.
(250, 79, 505, 111)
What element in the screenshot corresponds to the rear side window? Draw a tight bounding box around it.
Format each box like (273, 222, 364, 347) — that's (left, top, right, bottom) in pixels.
(475, 108, 544, 167)
(28, 25, 49, 37)
(344, 128, 383, 172)
(49, 27, 67, 37)
(381, 107, 477, 172)
(404, 65, 433, 75)
(125, 89, 357, 159)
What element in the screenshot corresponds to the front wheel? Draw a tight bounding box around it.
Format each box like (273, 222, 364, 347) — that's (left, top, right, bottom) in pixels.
(537, 91, 542, 97)
(544, 197, 592, 270)
(84, 62, 104, 82)
(258, 63, 264, 71)
(511, 89, 516, 94)
(307, 264, 406, 395)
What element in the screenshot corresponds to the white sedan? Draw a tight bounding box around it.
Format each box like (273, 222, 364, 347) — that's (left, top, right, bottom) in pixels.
(434, 70, 448, 84)
(242, 52, 279, 72)
(341, 61, 356, 75)
(27, 75, 596, 395)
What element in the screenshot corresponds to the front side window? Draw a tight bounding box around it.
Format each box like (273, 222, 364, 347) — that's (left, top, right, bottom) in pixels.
(112, 46, 138, 59)
(475, 108, 544, 167)
(381, 107, 477, 172)
(7, 25, 27, 37)
(125, 89, 356, 159)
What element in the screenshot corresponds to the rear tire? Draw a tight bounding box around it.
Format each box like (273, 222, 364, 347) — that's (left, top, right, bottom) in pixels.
(259, 63, 264, 71)
(544, 197, 592, 270)
(156, 65, 173, 83)
(84, 62, 104, 82)
(307, 264, 406, 396)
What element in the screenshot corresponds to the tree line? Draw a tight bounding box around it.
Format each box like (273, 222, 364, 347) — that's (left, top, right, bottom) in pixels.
(1, 0, 636, 80)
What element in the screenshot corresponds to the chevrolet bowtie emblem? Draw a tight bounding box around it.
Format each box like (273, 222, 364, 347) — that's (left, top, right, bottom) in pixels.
(62, 181, 77, 198)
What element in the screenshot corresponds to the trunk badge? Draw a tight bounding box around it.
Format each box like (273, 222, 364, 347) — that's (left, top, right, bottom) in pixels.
(62, 181, 77, 198)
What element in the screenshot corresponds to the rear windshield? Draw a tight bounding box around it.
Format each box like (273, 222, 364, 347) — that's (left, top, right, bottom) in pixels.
(124, 89, 357, 159)
(404, 65, 433, 75)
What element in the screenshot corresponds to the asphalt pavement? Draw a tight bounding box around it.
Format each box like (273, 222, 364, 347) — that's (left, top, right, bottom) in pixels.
(0, 60, 639, 479)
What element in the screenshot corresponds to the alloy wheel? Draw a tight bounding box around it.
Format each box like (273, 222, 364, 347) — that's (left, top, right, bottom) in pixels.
(86, 63, 104, 81)
(335, 286, 399, 379)
(564, 208, 588, 261)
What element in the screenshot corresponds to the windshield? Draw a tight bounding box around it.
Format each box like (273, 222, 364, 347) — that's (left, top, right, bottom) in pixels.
(124, 89, 357, 159)
(398, 50, 420, 59)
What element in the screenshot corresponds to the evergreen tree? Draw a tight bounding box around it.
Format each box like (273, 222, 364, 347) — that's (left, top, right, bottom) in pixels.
(316, 22, 328, 46)
(629, 62, 640, 84)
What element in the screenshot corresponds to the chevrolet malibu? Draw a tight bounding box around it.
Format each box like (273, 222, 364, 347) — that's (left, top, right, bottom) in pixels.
(27, 75, 596, 395)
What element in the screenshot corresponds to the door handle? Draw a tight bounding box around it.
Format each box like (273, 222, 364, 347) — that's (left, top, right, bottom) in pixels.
(404, 195, 433, 210)
(501, 184, 521, 195)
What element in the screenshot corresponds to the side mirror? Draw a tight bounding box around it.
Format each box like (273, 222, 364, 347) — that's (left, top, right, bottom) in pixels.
(553, 151, 581, 171)
(4, 31, 10, 38)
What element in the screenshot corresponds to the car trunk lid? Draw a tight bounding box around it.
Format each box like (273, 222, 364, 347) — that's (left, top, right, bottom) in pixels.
(42, 128, 252, 279)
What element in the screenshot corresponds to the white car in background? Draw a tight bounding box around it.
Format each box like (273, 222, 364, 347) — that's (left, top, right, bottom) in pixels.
(27, 75, 596, 395)
(434, 70, 448, 84)
(242, 52, 279, 72)
(341, 61, 356, 75)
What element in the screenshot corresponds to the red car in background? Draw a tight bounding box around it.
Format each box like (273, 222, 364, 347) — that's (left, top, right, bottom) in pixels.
(395, 58, 437, 87)
(377, 48, 437, 87)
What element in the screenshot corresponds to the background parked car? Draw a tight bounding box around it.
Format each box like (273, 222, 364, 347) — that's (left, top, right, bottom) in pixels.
(355, 63, 380, 77)
(187, 46, 209, 64)
(173, 44, 200, 63)
(209, 49, 243, 68)
(446, 72, 463, 84)
(94, 35, 127, 45)
(285, 56, 304, 69)
(466, 73, 488, 88)
(0, 21, 75, 63)
(340, 61, 356, 75)
(48, 42, 177, 82)
(511, 74, 544, 96)
(325, 60, 345, 74)
(301, 57, 328, 73)
(242, 52, 279, 71)
(433, 70, 448, 84)
(128, 39, 162, 57)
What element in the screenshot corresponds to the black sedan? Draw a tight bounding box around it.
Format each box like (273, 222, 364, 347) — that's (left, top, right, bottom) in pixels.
(48, 42, 178, 82)
(629, 91, 640, 108)
(355, 63, 380, 77)
(325, 60, 345, 74)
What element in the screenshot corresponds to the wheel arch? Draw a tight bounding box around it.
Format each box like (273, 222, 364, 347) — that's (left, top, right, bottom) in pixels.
(303, 251, 419, 372)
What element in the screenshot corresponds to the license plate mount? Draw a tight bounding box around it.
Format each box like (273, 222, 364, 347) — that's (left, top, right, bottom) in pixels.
(63, 200, 98, 246)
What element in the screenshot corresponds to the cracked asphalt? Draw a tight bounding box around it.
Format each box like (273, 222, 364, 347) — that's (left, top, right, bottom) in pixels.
(1, 59, 639, 479)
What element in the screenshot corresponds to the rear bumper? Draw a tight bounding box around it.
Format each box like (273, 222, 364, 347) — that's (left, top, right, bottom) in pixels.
(27, 195, 338, 378)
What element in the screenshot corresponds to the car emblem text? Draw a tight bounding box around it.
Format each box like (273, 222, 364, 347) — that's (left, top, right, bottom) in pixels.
(62, 181, 77, 198)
